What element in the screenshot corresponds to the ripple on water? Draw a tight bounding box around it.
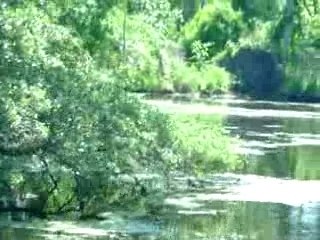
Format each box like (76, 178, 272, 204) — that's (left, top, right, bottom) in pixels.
(166, 173, 320, 208)
(144, 99, 320, 119)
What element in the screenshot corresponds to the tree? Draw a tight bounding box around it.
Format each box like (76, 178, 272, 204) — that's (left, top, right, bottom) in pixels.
(0, 2, 178, 217)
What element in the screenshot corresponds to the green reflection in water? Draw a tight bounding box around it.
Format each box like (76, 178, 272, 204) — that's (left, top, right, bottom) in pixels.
(244, 145, 320, 180)
(159, 202, 318, 240)
(0, 228, 43, 240)
(226, 113, 320, 180)
(288, 146, 320, 180)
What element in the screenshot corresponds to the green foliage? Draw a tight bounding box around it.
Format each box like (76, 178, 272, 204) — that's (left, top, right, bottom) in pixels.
(201, 65, 233, 92)
(187, 41, 232, 93)
(129, 0, 182, 37)
(284, 58, 320, 99)
(279, 2, 320, 100)
(0, 0, 240, 219)
(182, 2, 244, 57)
(4, 0, 308, 220)
(170, 40, 231, 93)
(106, 8, 164, 91)
(171, 62, 232, 93)
(239, 21, 277, 50)
(171, 63, 201, 92)
(0, 3, 178, 216)
(100, 2, 233, 95)
(190, 40, 210, 65)
(303, 13, 320, 48)
(88, 4, 179, 92)
(51, 0, 119, 55)
(172, 114, 243, 175)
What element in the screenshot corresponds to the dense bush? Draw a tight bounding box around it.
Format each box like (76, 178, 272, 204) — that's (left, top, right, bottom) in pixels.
(129, 0, 182, 37)
(182, 3, 244, 58)
(0, 5, 178, 216)
(104, 8, 164, 91)
(279, 2, 320, 100)
(172, 62, 232, 93)
(172, 114, 243, 175)
(102, 6, 232, 94)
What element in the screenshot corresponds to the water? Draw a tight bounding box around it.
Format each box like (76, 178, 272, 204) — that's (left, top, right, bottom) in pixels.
(1, 96, 320, 240)
(223, 100, 320, 180)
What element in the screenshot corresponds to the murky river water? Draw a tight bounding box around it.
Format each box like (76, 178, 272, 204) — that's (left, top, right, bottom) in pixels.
(1, 96, 320, 240)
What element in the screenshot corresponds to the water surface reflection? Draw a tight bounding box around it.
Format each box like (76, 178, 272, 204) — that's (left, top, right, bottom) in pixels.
(225, 104, 320, 180)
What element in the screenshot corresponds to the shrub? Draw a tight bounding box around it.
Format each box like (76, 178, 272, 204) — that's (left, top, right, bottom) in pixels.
(97, 7, 168, 92)
(129, 0, 182, 38)
(171, 61, 232, 93)
(182, 3, 244, 57)
(201, 65, 232, 93)
(171, 62, 202, 92)
(0, 5, 178, 216)
(172, 114, 243, 175)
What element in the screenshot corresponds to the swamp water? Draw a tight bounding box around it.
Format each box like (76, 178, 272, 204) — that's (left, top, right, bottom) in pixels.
(1, 96, 320, 240)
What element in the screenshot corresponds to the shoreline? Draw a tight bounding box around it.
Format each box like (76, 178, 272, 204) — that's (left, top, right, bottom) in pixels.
(135, 91, 320, 105)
